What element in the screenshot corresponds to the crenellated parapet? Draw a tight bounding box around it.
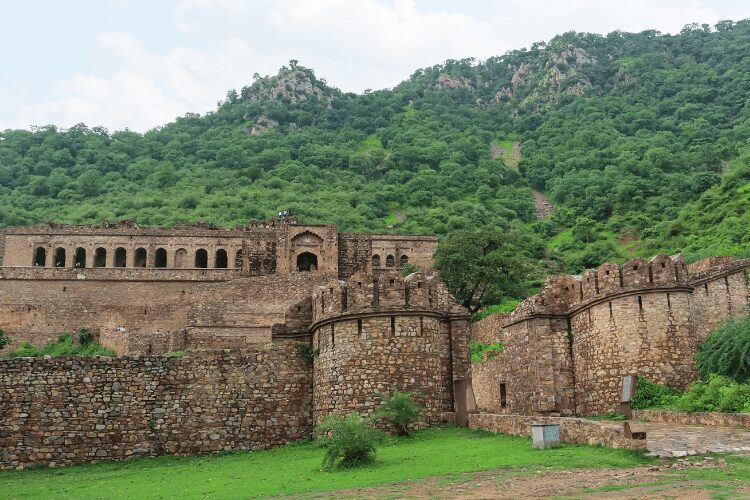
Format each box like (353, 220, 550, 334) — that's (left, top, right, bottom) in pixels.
(310, 271, 465, 325)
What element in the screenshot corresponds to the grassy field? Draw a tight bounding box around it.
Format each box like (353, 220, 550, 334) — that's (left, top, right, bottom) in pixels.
(0, 427, 651, 499)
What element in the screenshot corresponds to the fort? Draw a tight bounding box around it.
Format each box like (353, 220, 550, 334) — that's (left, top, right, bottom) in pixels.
(1, 216, 750, 470)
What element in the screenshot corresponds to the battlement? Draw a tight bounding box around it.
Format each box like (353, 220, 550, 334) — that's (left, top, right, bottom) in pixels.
(310, 271, 465, 324)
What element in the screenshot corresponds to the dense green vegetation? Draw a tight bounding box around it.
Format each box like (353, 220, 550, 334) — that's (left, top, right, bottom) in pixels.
(470, 340, 505, 364)
(7, 333, 115, 358)
(2, 21, 750, 308)
(634, 316, 750, 413)
(0, 426, 651, 499)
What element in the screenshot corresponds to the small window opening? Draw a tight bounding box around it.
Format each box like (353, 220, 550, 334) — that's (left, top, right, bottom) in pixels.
(609, 301, 613, 316)
(386, 255, 395, 267)
(661, 262, 666, 268)
(357, 319, 362, 337)
(633, 265, 639, 270)
(33, 247, 46, 267)
(371, 254, 381, 267)
(638, 295, 643, 311)
(499, 383, 507, 408)
(389, 279, 395, 286)
(390, 316, 396, 335)
(400, 254, 408, 266)
(330, 324, 335, 349)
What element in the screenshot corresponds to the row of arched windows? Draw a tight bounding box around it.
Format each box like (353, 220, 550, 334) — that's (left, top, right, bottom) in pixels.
(371, 254, 408, 268)
(32, 246, 242, 269)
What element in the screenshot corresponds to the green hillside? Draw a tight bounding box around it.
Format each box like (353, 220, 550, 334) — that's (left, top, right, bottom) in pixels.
(2, 21, 750, 275)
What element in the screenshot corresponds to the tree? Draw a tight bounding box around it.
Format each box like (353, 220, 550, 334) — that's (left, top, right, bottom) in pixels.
(433, 228, 531, 312)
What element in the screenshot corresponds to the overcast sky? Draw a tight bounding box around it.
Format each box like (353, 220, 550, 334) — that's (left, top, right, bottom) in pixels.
(2, 0, 750, 132)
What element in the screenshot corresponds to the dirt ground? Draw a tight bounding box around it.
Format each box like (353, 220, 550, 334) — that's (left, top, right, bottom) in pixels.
(301, 458, 750, 499)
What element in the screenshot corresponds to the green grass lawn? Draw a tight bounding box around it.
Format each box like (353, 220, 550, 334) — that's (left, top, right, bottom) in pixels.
(0, 427, 650, 499)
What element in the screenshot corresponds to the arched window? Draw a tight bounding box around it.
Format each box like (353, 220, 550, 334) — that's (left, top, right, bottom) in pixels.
(386, 255, 395, 268)
(74, 247, 86, 268)
(114, 247, 127, 267)
(155, 248, 167, 268)
(195, 248, 208, 268)
(33, 247, 46, 267)
(94, 247, 107, 267)
(54, 247, 67, 268)
(400, 254, 409, 267)
(372, 254, 381, 267)
(235, 249, 243, 270)
(296, 252, 318, 272)
(175, 248, 187, 269)
(134, 248, 147, 267)
(215, 249, 228, 268)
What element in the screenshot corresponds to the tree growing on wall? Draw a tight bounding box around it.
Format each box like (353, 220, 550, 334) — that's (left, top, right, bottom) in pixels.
(433, 228, 532, 313)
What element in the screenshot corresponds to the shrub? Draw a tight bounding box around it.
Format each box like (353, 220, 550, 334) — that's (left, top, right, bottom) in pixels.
(78, 328, 93, 346)
(316, 413, 381, 470)
(675, 374, 750, 413)
(8, 334, 115, 358)
(470, 340, 504, 364)
(631, 377, 681, 410)
(296, 343, 319, 365)
(167, 351, 186, 357)
(372, 389, 425, 436)
(0, 329, 9, 351)
(697, 316, 750, 382)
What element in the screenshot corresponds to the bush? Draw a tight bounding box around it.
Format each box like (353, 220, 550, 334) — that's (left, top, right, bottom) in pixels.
(372, 389, 425, 436)
(470, 340, 504, 364)
(631, 377, 681, 410)
(8, 334, 115, 358)
(0, 329, 9, 351)
(296, 343, 319, 365)
(316, 413, 381, 470)
(697, 316, 750, 383)
(675, 374, 750, 413)
(167, 351, 186, 357)
(78, 328, 93, 346)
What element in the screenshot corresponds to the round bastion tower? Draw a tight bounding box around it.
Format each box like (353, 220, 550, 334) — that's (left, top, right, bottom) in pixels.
(310, 271, 471, 426)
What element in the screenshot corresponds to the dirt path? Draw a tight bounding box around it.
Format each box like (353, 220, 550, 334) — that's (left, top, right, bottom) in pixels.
(300, 460, 739, 499)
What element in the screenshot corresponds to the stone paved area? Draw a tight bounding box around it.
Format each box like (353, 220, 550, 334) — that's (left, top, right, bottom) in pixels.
(603, 420, 750, 458)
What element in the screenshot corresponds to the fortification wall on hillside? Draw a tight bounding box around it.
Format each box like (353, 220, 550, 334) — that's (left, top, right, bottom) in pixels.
(309, 271, 470, 425)
(471, 255, 750, 416)
(0, 343, 312, 470)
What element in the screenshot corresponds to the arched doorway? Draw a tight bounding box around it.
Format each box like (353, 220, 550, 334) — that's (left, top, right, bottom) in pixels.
(215, 249, 228, 268)
(175, 248, 187, 268)
(195, 248, 208, 268)
(94, 247, 106, 267)
(74, 247, 86, 268)
(54, 248, 66, 268)
(134, 248, 147, 267)
(155, 248, 167, 268)
(33, 247, 46, 267)
(296, 252, 318, 272)
(114, 247, 127, 267)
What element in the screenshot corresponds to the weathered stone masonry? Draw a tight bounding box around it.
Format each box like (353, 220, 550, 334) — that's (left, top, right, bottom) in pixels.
(472, 255, 750, 416)
(0, 343, 312, 470)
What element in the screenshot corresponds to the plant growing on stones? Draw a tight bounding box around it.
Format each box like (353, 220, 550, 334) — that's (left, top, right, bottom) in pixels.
(316, 412, 381, 470)
(296, 343, 319, 365)
(0, 329, 9, 351)
(78, 328, 93, 346)
(697, 316, 750, 383)
(470, 340, 504, 364)
(372, 389, 424, 436)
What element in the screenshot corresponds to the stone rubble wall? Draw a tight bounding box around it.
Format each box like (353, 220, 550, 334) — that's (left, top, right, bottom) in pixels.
(468, 413, 645, 450)
(633, 410, 750, 428)
(0, 343, 312, 470)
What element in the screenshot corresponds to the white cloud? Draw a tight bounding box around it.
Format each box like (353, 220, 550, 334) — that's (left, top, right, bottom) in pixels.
(3, 0, 750, 132)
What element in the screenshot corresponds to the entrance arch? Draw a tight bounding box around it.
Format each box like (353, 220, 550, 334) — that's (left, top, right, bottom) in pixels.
(296, 252, 318, 272)
(33, 247, 46, 267)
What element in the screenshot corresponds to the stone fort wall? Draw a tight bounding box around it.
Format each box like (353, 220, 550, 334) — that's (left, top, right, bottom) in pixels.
(309, 271, 471, 425)
(0, 343, 312, 470)
(471, 255, 750, 416)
